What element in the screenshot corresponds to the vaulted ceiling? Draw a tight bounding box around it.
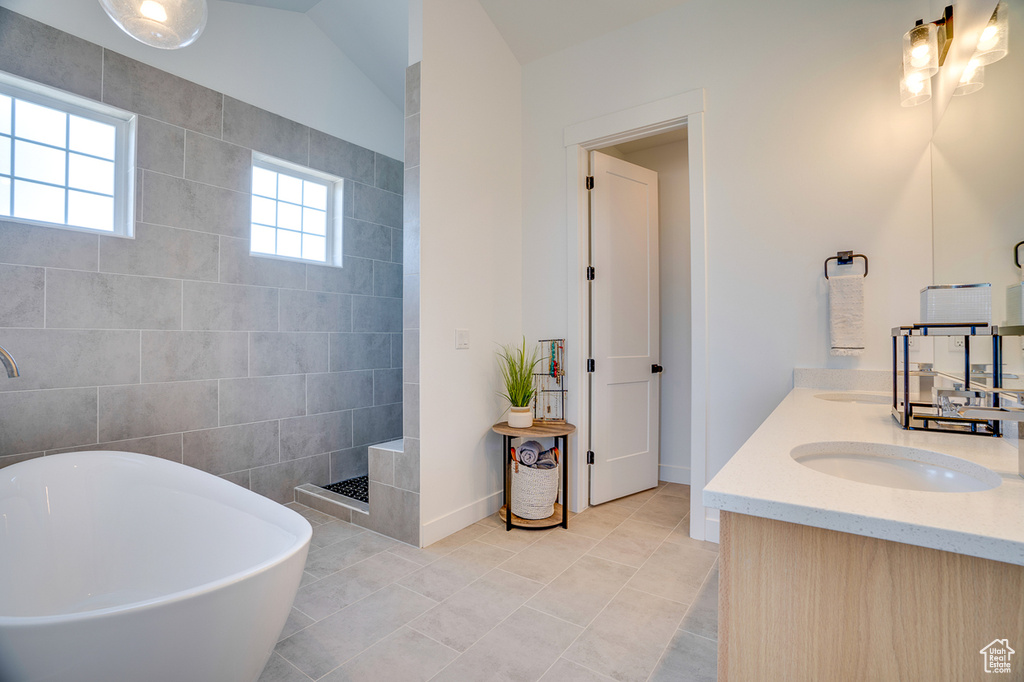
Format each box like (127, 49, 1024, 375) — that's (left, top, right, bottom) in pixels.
(220, 0, 691, 111)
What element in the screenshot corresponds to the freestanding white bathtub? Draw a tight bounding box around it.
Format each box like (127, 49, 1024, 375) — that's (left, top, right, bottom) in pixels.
(0, 451, 312, 682)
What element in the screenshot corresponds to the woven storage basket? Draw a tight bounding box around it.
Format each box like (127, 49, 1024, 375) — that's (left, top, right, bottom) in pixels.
(510, 449, 559, 520)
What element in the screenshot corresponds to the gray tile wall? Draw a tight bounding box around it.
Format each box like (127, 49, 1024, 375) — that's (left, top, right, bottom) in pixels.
(0, 9, 403, 503)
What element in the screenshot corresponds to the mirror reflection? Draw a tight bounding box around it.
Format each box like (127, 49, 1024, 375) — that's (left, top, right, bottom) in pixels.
(931, 0, 1023, 384)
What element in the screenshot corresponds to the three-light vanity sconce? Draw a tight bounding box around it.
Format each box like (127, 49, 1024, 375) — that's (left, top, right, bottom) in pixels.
(901, 2, 1009, 106)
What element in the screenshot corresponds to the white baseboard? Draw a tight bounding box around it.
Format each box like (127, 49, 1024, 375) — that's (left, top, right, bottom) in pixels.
(658, 463, 690, 485)
(705, 515, 720, 544)
(421, 489, 504, 547)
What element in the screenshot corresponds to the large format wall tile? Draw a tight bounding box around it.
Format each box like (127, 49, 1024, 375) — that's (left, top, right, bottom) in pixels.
(219, 375, 307, 426)
(141, 331, 248, 383)
(330, 333, 392, 371)
(354, 403, 403, 447)
(100, 223, 219, 281)
(143, 172, 249, 238)
(307, 371, 375, 414)
(182, 421, 280, 475)
(0, 264, 44, 328)
(183, 282, 278, 331)
(0, 220, 98, 270)
(46, 270, 181, 330)
(353, 296, 402, 333)
(223, 96, 308, 166)
(250, 454, 329, 504)
(353, 183, 402, 229)
(136, 116, 185, 176)
(374, 369, 403, 406)
(219, 236, 306, 289)
(0, 9, 102, 100)
(279, 290, 351, 333)
(309, 129, 375, 185)
(0, 14, 403, 507)
(0, 330, 139, 391)
(184, 131, 251, 193)
(0, 388, 97, 456)
(344, 217, 393, 262)
(281, 411, 353, 461)
(103, 51, 222, 136)
(375, 154, 404, 195)
(99, 381, 218, 441)
(307, 257, 374, 295)
(249, 332, 329, 377)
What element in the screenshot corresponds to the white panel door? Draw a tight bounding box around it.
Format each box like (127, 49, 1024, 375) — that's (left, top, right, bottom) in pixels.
(589, 150, 660, 505)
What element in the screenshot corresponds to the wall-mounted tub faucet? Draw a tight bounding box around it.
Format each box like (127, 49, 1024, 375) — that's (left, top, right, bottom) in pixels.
(0, 345, 19, 378)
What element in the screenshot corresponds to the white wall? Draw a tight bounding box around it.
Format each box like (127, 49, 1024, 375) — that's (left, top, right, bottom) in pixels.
(521, 0, 937, 522)
(0, 0, 404, 159)
(621, 139, 691, 485)
(418, 0, 522, 544)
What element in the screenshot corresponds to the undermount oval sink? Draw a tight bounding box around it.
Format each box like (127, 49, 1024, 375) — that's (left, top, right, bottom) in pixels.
(791, 442, 1001, 493)
(814, 392, 891, 405)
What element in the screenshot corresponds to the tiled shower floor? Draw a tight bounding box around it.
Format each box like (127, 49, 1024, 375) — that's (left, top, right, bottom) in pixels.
(322, 475, 370, 504)
(264, 482, 718, 682)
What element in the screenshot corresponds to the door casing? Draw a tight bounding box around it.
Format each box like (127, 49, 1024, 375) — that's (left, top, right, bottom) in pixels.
(562, 89, 713, 542)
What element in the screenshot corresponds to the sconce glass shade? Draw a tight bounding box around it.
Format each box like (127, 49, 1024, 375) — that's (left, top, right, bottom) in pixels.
(953, 59, 985, 96)
(903, 22, 939, 78)
(97, 0, 208, 49)
(900, 66, 932, 107)
(975, 2, 1009, 66)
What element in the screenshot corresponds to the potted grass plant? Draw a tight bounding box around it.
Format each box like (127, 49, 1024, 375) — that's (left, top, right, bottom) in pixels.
(498, 337, 541, 428)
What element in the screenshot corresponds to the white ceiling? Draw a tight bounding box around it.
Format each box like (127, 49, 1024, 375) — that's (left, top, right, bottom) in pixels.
(219, 0, 691, 111)
(221, 0, 408, 110)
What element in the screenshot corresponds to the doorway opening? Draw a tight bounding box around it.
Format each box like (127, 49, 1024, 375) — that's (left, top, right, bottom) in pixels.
(591, 128, 691, 505)
(562, 89, 711, 541)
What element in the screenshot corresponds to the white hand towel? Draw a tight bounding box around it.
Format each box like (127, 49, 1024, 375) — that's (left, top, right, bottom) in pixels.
(829, 275, 864, 356)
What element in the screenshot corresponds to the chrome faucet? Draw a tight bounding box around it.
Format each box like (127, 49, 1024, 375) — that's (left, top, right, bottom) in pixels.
(0, 344, 19, 378)
(958, 404, 1024, 479)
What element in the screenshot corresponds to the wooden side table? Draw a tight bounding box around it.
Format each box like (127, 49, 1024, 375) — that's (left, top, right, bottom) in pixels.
(492, 421, 577, 531)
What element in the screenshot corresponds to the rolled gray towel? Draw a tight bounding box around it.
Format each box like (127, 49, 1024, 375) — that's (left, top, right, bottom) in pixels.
(518, 440, 542, 466)
(533, 447, 559, 469)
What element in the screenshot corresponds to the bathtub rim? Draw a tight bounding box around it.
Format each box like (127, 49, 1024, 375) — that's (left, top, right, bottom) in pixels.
(0, 450, 312, 627)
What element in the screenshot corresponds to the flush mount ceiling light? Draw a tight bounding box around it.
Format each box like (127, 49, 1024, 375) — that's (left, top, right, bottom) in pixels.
(975, 2, 1009, 66)
(98, 0, 208, 49)
(900, 5, 953, 107)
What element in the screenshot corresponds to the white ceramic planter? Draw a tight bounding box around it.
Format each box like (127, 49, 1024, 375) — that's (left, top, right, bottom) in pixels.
(508, 406, 533, 429)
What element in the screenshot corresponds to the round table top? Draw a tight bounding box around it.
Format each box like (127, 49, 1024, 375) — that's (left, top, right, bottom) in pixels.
(491, 421, 577, 437)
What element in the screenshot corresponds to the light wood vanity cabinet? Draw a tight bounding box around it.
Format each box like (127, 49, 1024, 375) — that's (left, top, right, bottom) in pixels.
(718, 511, 1024, 681)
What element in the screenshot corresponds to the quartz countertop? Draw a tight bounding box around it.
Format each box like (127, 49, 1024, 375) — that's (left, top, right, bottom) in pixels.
(703, 387, 1024, 566)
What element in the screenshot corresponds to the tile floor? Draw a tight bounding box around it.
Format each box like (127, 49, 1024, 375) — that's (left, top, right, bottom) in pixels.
(261, 482, 719, 682)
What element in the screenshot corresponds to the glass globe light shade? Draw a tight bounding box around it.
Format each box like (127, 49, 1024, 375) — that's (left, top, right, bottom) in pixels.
(98, 0, 208, 49)
(953, 59, 985, 96)
(903, 22, 939, 78)
(975, 3, 1009, 66)
(900, 67, 931, 107)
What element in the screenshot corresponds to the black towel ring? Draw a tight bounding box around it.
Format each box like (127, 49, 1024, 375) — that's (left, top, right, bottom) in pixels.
(824, 251, 868, 279)
(1015, 240, 1024, 268)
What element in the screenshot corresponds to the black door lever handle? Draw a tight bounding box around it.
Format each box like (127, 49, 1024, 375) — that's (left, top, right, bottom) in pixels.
(651, 364, 663, 374)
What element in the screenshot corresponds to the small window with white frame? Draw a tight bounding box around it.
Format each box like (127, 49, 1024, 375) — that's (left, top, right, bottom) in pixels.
(250, 154, 343, 266)
(0, 72, 136, 237)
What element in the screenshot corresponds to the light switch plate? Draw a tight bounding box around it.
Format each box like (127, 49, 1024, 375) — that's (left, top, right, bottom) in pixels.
(455, 328, 470, 350)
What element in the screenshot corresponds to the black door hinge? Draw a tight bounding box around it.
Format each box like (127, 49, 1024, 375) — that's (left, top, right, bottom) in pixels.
(585, 176, 594, 190)
(586, 266, 595, 281)
(586, 359, 595, 373)
(651, 364, 664, 374)
(586, 450, 595, 465)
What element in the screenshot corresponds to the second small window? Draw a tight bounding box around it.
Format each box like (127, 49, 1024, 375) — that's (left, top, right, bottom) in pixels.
(250, 154, 342, 266)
